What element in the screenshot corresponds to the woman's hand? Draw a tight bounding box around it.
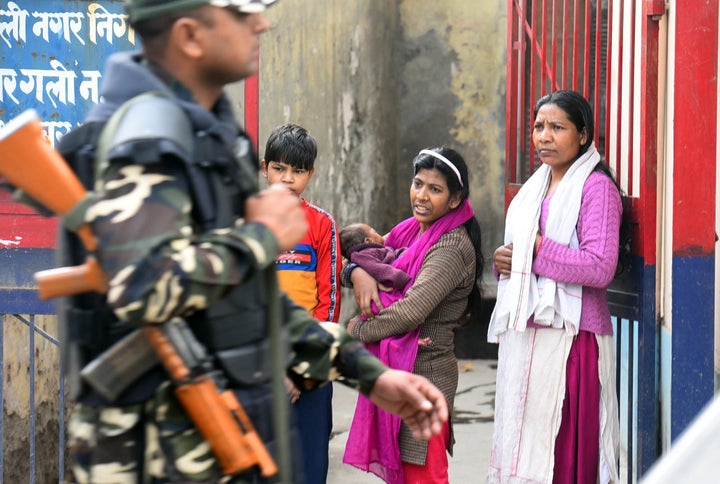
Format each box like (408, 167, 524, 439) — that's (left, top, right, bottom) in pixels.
(493, 243, 513, 275)
(345, 315, 362, 336)
(350, 267, 386, 319)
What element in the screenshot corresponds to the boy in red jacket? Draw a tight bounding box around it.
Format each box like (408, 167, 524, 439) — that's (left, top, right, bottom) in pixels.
(261, 123, 341, 484)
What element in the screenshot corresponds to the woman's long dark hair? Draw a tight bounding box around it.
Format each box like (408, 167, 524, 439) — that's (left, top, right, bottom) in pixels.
(534, 90, 630, 275)
(412, 147, 484, 319)
(533, 90, 620, 187)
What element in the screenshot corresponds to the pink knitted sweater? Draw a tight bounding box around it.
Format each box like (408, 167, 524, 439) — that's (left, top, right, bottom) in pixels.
(529, 171, 623, 335)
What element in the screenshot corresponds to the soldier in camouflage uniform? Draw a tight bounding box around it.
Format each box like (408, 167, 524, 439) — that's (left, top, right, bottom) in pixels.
(60, 1, 448, 482)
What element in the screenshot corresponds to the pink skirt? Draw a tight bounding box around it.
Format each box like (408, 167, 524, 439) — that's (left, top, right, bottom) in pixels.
(553, 330, 600, 484)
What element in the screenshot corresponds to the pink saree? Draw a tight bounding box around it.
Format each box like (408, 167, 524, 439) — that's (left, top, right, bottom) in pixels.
(343, 200, 474, 483)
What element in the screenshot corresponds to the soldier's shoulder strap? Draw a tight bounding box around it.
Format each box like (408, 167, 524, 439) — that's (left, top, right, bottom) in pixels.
(95, 91, 193, 186)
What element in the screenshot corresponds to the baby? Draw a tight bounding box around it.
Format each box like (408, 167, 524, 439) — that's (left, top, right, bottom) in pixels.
(340, 223, 410, 292)
(340, 223, 385, 257)
(340, 223, 431, 346)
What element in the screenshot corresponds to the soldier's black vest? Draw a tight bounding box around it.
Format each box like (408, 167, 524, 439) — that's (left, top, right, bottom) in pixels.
(57, 93, 279, 405)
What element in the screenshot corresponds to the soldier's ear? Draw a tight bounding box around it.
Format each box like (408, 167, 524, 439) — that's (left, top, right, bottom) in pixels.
(171, 16, 206, 59)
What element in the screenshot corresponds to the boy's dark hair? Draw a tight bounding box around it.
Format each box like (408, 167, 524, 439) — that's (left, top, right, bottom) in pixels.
(339, 224, 369, 260)
(264, 123, 317, 170)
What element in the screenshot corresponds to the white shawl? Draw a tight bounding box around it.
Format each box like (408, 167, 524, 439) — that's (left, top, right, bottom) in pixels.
(488, 144, 601, 341)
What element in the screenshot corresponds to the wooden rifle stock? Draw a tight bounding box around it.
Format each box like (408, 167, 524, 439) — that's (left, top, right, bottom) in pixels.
(0, 110, 278, 478)
(0, 109, 107, 298)
(35, 253, 107, 300)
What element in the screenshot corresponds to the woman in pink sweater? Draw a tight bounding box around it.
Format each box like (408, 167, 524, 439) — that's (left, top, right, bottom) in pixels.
(487, 90, 622, 484)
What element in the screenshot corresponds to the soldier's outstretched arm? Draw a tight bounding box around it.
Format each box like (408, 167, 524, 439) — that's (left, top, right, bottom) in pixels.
(368, 369, 448, 440)
(284, 314, 448, 440)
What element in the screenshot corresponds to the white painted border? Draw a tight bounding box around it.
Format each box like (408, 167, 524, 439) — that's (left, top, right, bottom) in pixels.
(661, 1, 675, 332)
(608, 0, 620, 181)
(632, 1, 642, 197)
(620, 0, 632, 193)
(659, 0, 676, 451)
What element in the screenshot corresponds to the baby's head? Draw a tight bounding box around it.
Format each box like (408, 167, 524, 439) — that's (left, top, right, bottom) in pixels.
(340, 223, 384, 259)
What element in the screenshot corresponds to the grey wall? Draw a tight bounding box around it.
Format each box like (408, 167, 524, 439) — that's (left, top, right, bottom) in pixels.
(229, 0, 507, 315)
(395, 1, 506, 289)
(246, 1, 402, 230)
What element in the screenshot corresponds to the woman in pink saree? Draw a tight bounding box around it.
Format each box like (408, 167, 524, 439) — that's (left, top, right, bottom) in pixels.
(342, 147, 485, 483)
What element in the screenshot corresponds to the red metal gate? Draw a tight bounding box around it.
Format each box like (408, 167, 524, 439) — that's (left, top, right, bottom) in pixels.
(506, 1, 665, 481)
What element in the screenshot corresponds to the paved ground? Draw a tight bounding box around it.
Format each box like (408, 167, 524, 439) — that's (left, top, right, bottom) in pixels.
(327, 359, 498, 483)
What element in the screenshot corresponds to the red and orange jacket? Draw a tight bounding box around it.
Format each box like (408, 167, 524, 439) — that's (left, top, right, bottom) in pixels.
(275, 199, 341, 322)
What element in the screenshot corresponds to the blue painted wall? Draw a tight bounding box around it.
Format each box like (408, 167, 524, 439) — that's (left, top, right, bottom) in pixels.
(671, 255, 715, 439)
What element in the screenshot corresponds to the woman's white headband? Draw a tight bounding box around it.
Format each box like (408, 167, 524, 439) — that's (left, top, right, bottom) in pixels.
(418, 149, 464, 187)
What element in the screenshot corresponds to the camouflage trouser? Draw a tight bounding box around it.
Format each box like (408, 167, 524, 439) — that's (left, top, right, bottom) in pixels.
(68, 382, 300, 483)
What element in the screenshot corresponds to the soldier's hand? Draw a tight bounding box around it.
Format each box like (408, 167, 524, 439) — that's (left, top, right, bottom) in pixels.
(369, 369, 448, 441)
(245, 184, 307, 251)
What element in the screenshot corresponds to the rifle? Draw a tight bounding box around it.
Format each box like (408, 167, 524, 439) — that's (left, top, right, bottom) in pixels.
(0, 110, 108, 298)
(144, 320, 277, 477)
(0, 110, 278, 478)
